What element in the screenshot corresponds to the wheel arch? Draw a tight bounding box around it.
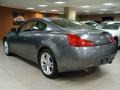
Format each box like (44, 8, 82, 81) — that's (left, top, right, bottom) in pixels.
(37, 45, 57, 64)
(37, 45, 59, 78)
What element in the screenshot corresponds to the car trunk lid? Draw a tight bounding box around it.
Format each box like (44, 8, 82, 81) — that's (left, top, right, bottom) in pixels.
(67, 29, 113, 46)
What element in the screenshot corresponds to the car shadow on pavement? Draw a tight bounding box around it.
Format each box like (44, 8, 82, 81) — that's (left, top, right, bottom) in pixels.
(13, 54, 40, 69)
(13, 54, 106, 81)
(56, 67, 105, 81)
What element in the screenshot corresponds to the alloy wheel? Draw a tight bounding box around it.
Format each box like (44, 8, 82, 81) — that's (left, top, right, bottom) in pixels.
(40, 52, 54, 75)
(4, 41, 9, 55)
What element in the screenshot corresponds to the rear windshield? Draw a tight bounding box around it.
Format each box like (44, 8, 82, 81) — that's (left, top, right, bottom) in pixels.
(101, 23, 120, 30)
(51, 19, 95, 30)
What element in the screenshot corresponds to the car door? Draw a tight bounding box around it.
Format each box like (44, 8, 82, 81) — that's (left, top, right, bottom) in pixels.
(24, 21, 47, 62)
(13, 20, 38, 58)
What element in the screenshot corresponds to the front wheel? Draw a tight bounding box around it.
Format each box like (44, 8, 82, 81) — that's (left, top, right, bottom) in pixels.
(3, 40, 11, 56)
(39, 49, 58, 79)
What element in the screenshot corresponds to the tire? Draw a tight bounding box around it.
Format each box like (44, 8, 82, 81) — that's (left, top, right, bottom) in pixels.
(3, 40, 11, 56)
(39, 49, 58, 79)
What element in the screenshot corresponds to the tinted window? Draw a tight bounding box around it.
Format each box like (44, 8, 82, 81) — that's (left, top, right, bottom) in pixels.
(36, 21, 47, 30)
(20, 21, 38, 31)
(51, 19, 95, 30)
(20, 20, 46, 31)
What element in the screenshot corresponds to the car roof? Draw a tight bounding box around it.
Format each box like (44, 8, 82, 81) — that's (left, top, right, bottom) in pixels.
(28, 17, 66, 21)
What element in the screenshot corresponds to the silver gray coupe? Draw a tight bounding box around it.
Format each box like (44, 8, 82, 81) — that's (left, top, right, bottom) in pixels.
(3, 18, 117, 78)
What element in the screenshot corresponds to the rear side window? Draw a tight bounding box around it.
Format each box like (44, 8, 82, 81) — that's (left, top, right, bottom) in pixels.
(36, 21, 47, 30)
(20, 21, 37, 31)
(19, 20, 47, 32)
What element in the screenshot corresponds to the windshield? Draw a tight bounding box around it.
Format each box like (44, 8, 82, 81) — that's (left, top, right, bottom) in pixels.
(51, 19, 95, 30)
(99, 23, 120, 30)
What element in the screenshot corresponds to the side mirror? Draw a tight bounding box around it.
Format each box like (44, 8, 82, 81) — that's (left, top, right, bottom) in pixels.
(11, 28, 17, 32)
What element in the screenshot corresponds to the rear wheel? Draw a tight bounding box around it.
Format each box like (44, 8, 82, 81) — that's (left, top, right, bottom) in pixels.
(3, 40, 11, 56)
(39, 49, 58, 79)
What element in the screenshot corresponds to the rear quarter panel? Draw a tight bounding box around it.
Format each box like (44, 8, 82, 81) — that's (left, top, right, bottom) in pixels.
(27, 31, 68, 65)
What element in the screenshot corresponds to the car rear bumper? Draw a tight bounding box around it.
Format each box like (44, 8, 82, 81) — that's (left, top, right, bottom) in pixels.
(57, 43, 117, 72)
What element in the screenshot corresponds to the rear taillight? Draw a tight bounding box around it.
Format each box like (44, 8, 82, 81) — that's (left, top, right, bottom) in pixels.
(67, 33, 94, 47)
